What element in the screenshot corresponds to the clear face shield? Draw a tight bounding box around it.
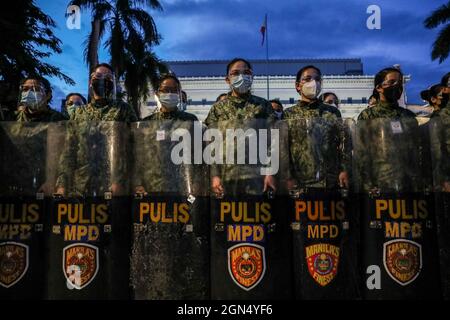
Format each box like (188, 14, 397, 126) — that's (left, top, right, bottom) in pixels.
(89, 71, 117, 101)
(18, 83, 47, 111)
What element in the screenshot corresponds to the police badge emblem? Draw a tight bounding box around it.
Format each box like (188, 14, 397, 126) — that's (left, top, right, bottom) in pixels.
(63, 243, 99, 290)
(305, 243, 340, 287)
(0, 242, 29, 288)
(228, 243, 266, 291)
(383, 239, 422, 286)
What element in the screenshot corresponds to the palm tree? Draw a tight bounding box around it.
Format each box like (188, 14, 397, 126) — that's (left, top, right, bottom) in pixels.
(69, 0, 166, 116)
(0, 0, 74, 108)
(123, 50, 168, 115)
(424, 1, 450, 63)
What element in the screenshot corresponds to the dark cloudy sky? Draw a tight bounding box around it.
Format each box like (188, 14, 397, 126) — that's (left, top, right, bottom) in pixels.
(37, 0, 449, 109)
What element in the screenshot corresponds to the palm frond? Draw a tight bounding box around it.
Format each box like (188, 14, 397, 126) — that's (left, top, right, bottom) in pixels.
(431, 23, 450, 63)
(424, 1, 450, 29)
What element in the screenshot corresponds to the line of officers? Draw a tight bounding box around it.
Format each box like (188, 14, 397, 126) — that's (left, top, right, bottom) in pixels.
(0, 58, 449, 197)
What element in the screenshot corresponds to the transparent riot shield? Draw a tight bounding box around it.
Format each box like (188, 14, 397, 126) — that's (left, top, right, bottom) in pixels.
(283, 117, 359, 299)
(46, 121, 131, 299)
(130, 120, 209, 300)
(208, 119, 292, 299)
(354, 117, 441, 300)
(429, 116, 450, 299)
(0, 121, 49, 299)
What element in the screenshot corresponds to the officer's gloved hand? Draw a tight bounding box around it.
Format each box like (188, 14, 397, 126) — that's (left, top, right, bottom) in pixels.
(286, 178, 298, 191)
(339, 171, 349, 189)
(38, 182, 52, 196)
(135, 185, 148, 196)
(211, 176, 224, 198)
(443, 181, 450, 193)
(263, 175, 276, 193)
(55, 186, 65, 197)
(111, 183, 124, 196)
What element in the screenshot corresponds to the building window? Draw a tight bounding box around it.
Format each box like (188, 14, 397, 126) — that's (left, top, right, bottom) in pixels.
(347, 97, 353, 104)
(289, 98, 295, 104)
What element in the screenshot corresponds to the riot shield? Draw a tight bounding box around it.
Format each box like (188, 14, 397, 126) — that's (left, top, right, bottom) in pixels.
(429, 116, 450, 299)
(46, 121, 131, 299)
(354, 117, 441, 299)
(283, 117, 360, 299)
(0, 121, 49, 299)
(130, 120, 209, 300)
(208, 119, 293, 299)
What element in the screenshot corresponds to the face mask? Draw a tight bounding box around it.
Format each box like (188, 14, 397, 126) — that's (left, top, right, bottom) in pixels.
(158, 93, 180, 111)
(301, 80, 321, 99)
(441, 93, 449, 108)
(274, 110, 283, 119)
(20, 90, 45, 110)
(383, 84, 403, 103)
(230, 74, 253, 94)
(91, 79, 114, 99)
(66, 102, 82, 116)
(325, 103, 338, 109)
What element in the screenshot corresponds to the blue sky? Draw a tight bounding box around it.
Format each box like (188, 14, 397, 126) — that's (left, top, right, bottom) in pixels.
(36, 0, 449, 109)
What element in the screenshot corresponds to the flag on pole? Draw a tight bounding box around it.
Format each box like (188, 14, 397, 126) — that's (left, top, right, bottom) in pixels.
(260, 14, 267, 46)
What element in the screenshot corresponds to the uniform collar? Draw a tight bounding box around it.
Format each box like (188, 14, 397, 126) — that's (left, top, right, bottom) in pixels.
(227, 92, 252, 105)
(297, 99, 321, 109)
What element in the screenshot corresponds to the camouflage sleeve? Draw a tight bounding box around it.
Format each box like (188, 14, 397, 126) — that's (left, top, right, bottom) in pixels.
(357, 108, 371, 121)
(204, 104, 220, 177)
(353, 120, 371, 192)
(55, 122, 78, 191)
(439, 113, 450, 182)
(339, 119, 352, 174)
(205, 103, 218, 127)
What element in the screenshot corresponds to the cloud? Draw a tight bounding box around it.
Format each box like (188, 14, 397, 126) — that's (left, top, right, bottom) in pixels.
(37, 0, 449, 104)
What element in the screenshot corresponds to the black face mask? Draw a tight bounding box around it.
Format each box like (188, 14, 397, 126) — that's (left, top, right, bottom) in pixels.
(91, 79, 114, 99)
(382, 84, 403, 103)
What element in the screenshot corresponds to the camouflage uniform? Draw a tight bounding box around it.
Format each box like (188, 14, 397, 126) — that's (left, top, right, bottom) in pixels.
(283, 100, 349, 189)
(0, 105, 67, 196)
(429, 104, 450, 188)
(355, 101, 421, 192)
(133, 110, 200, 194)
(205, 93, 274, 195)
(0, 106, 67, 122)
(56, 99, 136, 196)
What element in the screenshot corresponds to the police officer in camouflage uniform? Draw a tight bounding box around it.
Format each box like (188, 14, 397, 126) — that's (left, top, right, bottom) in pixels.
(0, 76, 66, 196)
(134, 74, 199, 195)
(1, 76, 67, 122)
(355, 67, 420, 193)
(430, 72, 450, 192)
(283, 65, 350, 190)
(143, 75, 198, 122)
(55, 63, 136, 197)
(204, 58, 276, 196)
(70, 63, 137, 121)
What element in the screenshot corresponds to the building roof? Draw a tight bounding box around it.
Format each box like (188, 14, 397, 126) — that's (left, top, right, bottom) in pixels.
(165, 58, 363, 77)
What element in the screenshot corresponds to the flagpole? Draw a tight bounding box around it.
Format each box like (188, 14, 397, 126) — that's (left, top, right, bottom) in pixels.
(265, 14, 270, 100)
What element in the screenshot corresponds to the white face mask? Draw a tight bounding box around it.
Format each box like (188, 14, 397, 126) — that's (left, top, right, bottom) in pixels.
(230, 74, 253, 94)
(20, 90, 46, 110)
(158, 93, 180, 111)
(301, 80, 321, 99)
